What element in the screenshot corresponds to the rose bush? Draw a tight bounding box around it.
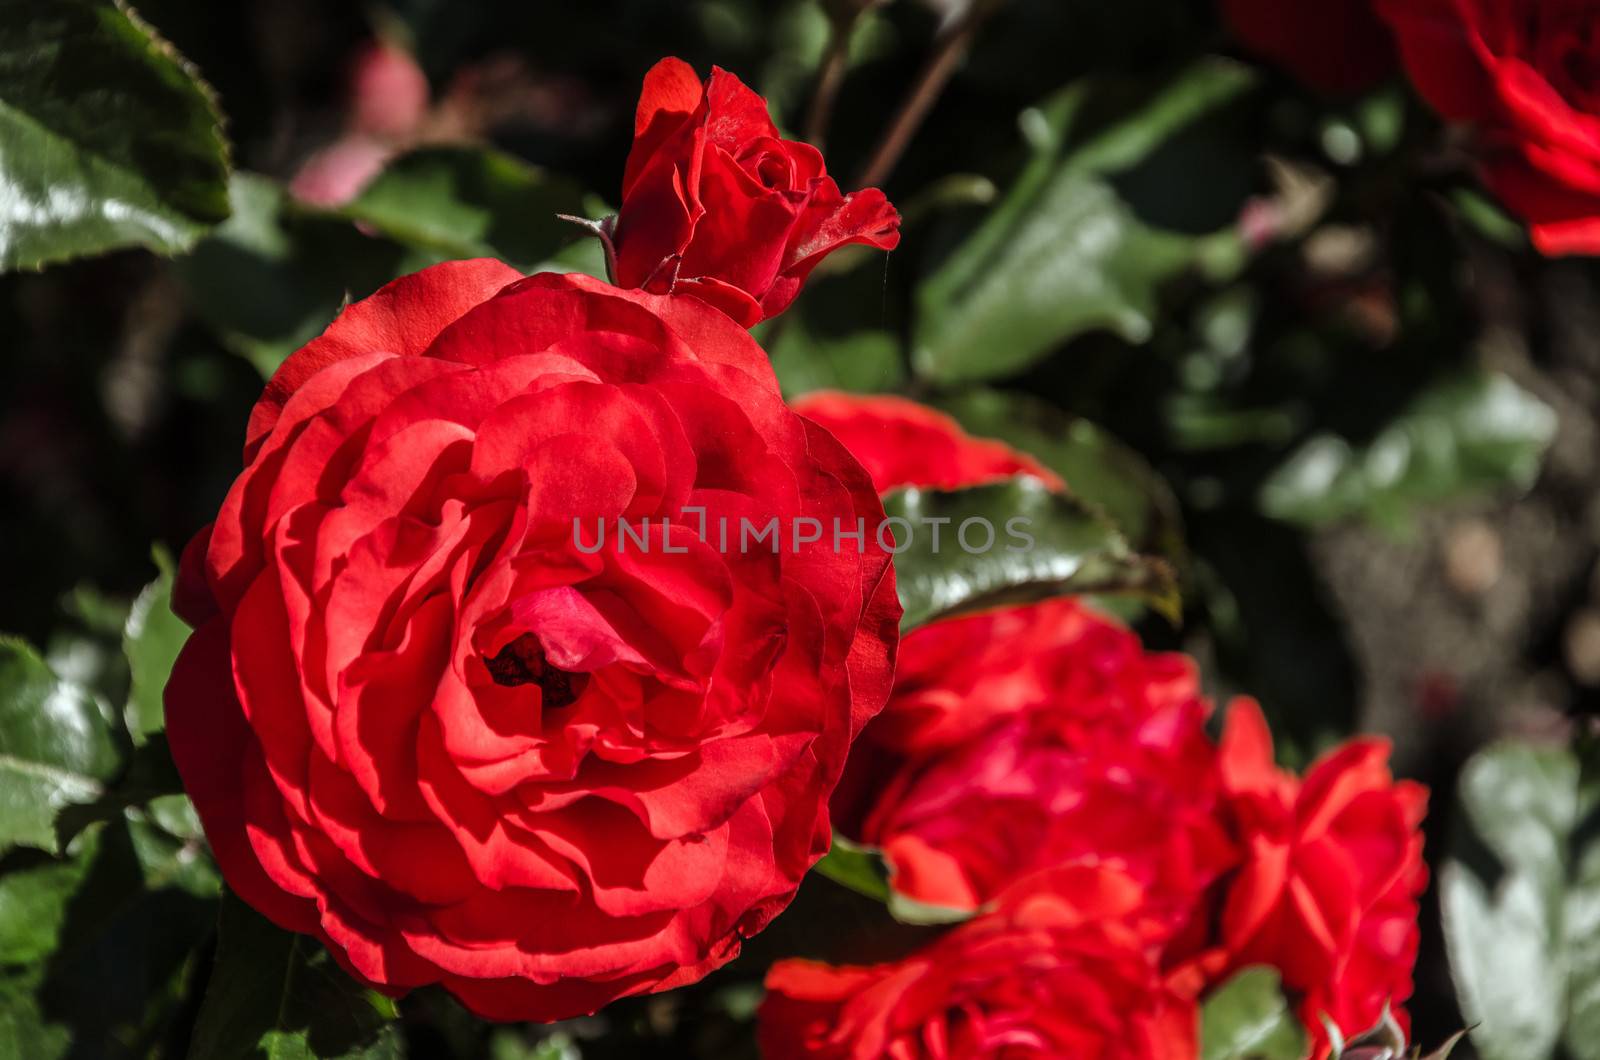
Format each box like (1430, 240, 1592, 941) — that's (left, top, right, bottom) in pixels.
(759, 866, 1199, 1060)
(1171, 701, 1429, 1056)
(611, 59, 902, 327)
(163, 259, 900, 1021)
(1219, 0, 1397, 95)
(1378, 0, 1600, 254)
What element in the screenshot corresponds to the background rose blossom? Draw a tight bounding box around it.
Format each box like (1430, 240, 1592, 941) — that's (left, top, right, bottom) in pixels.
(1377, 0, 1600, 254)
(760, 867, 1200, 1060)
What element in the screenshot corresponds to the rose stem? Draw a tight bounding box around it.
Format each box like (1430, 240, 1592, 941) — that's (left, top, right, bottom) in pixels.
(805, 13, 859, 150)
(855, 0, 1006, 190)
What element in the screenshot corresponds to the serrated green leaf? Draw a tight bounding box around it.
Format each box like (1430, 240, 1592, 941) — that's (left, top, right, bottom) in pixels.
(912, 60, 1253, 384)
(1200, 966, 1308, 1060)
(1442, 740, 1600, 1060)
(343, 146, 588, 269)
(0, 637, 123, 855)
(123, 546, 184, 743)
(189, 890, 403, 1060)
(883, 477, 1177, 631)
(1259, 371, 1556, 530)
(0, 0, 230, 270)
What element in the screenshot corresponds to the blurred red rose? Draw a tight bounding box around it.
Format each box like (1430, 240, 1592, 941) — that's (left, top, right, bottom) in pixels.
(611, 58, 902, 327)
(792, 392, 1061, 493)
(1220, 0, 1397, 95)
(164, 260, 899, 1021)
(760, 866, 1199, 1060)
(834, 597, 1235, 927)
(1172, 700, 1428, 1056)
(1377, 0, 1600, 254)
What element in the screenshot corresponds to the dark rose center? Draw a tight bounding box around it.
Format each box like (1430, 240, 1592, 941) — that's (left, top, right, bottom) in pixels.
(751, 151, 791, 190)
(486, 633, 588, 707)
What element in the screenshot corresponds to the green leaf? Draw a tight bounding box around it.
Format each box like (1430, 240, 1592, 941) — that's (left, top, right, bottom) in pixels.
(1200, 967, 1307, 1060)
(1259, 371, 1556, 530)
(912, 60, 1253, 384)
(812, 832, 971, 925)
(175, 173, 422, 377)
(343, 146, 589, 269)
(763, 247, 907, 398)
(883, 477, 1177, 632)
(123, 547, 185, 744)
(189, 889, 403, 1060)
(813, 832, 890, 902)
(1442, 739, 1600, 1060)
(0, 637, 123, 855)
(0, 813, 219, 1059)
(0, 842, 97, 966)
(0, 967, 70, 1060)
(0, 0, 230, 270)
(932, 389, 1182, 556)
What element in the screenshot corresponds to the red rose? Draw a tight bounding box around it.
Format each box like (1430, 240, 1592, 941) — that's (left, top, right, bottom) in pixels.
(1174, 700, 1428, 1056)
(759, 866, 1199, 1060)
(795, 394, 1228, 921)
(1376, 0, 1600, 254)
(834, 597, 1234, 926)
(163, 260, 900, 1021)
(792, 392, 1062, 494)
(1220, 0, 1397, 95)
(611, 58, 902, 327)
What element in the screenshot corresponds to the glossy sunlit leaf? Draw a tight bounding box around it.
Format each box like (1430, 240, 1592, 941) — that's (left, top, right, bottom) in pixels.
(0, 0, 230, 270)
(884, 477, 1177, 632)
(122, 547, 184, 744)
(913, 61, 1253, 383)
(1260, 371, 1556, 530)
(0, 638, 123, 855)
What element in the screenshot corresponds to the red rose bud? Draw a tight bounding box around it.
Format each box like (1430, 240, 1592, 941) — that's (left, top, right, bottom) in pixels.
(759, 866, 1200, 1059)
(163, 260, 899, 1021)
(1377, 0, 1600, 255)
(1219, 0, 1397, 95)
(611, 58, 902, 327)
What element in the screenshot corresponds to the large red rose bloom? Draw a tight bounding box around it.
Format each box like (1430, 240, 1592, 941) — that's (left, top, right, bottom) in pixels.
(1377, 0, 1600, 254)
(164, 260, 899, 1021)
(612, 59, 901, 327)
(760, 867, 1199, 1060)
